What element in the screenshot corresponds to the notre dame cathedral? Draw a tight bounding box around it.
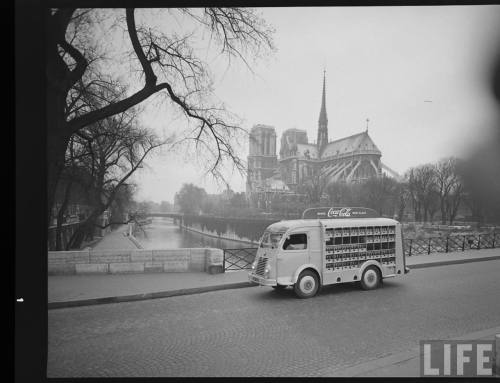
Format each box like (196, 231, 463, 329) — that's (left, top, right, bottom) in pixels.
(246, 72, 400, 206)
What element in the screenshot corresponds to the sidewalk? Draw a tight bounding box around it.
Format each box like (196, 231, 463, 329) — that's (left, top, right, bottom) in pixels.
(48, 270, 249, 306)
(405, 248, 500, 268)
(48, 248, 500, 308)
(89, 225, 137, 250)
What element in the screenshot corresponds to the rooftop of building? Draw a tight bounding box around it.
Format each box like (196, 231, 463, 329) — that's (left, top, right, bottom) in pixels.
(279, 131, 381, 161)
(251, 124, 276, 132)
(321, 130, 381, 158)
(282, 127, 307, 133)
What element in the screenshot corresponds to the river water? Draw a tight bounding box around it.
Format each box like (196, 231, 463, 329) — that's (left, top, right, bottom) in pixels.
(133, 217, 255, 250)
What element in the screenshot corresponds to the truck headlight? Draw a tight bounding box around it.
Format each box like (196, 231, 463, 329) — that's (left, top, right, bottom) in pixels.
(251, 259, 257, 270)
(264, 264, 271, 277)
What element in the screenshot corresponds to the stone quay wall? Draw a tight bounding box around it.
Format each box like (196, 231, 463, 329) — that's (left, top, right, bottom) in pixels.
(181, 223, 259, 246)
(48, 248, 224, 275)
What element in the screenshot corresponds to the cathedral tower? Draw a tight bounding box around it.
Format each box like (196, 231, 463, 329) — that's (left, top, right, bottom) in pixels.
(246, 124, 277, 196)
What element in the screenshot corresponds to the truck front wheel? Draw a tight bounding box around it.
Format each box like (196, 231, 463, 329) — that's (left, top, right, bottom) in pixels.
(361, 266, 381, 290)
(294, 270, 319, 298)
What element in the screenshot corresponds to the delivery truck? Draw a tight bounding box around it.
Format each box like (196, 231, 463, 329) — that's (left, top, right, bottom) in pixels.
(248, 207, 410, 298)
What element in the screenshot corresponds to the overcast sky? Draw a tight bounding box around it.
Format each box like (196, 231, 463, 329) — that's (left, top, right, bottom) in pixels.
(131, 5, 500, 203)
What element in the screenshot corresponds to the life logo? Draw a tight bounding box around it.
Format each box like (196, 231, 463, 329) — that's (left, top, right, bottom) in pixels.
(327, 208, 351, 218)
(420, 339, 498, 377)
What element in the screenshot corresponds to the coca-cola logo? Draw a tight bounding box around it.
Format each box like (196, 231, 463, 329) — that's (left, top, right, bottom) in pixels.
(327, 208, 351, 217)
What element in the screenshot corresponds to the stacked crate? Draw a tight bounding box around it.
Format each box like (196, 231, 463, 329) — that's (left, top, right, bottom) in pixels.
(324, 225, 396, 271)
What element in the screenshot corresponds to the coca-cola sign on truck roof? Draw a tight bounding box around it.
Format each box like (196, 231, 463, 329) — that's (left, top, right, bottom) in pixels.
(302, 207, 379, 219)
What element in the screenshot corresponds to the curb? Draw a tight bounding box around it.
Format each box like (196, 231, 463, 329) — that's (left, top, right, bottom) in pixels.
(408, 254, 500, 269)
(48, 281, 254, 310)
(48, 254, 500, 310)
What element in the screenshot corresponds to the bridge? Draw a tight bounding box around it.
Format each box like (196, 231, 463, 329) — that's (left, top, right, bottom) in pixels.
(147, 212, 183, 224)
(147, 212, 182, 219)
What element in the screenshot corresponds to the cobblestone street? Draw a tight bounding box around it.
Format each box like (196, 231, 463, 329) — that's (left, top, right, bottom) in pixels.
(48, 260, 500, 377)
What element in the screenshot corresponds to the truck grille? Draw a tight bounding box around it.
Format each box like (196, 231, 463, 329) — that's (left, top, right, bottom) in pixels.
(255, 257, 268, 276)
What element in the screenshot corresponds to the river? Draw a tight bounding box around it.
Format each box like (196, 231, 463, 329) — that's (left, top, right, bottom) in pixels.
(133, 217, 256, 250)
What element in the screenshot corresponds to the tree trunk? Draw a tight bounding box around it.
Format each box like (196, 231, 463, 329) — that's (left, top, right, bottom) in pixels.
(46, 84, 72, 227)
(55, 178, 73, 250)
(448, 195, 461, 225)
(440, 197, 446, 225)
(417, 201, 423, 222)
(423, 206, 429, 223)
(66, 210, 101, 249)
(66, 169, 111, 250)
(398, 205, 405, 222)
(47, 134, 68, 225)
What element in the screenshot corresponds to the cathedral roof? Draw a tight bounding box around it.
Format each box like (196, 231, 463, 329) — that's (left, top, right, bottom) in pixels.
(296, 144, 319, 159)
(321, 131, 381, 158)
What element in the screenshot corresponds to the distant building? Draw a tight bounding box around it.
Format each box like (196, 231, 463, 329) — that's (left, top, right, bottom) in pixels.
(247, 71, 399, 207)
(246, 124, 281, 194)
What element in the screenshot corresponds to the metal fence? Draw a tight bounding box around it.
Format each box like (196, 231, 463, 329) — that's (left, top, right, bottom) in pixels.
(222, 232, 499, 270)
(404, 232, 499, 256)
(223, 248, 258, 271)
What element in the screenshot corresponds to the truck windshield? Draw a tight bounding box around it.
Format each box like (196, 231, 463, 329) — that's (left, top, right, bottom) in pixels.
(259, 232, 283, 248)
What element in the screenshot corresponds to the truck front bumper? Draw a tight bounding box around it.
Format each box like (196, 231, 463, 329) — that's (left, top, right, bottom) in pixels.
(248, 273, 276, 286)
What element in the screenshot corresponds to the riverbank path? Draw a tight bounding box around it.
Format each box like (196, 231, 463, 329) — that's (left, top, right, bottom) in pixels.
(90, 225, 136, 250)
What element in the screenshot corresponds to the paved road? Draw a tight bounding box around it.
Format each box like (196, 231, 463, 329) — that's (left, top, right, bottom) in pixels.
(47, 260, 500, 377)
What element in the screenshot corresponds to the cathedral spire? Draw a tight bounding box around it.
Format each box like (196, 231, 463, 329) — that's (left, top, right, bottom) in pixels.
(319, 70, 328, 125)
(317, 70, 329, 153)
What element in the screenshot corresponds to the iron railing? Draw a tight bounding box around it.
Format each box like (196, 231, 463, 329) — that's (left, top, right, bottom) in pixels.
(223, 232, 499, 270)
(223, 248, 258, 271)
(404, 232, 498, 256)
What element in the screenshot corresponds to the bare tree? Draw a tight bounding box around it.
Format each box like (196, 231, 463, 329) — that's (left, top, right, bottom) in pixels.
(396, 180, 411, 222)
(358, 176, 399, 217)
(434, 157, 463, 224)
(299, 168, 329, 204)
(406, 164, 436, 222)
(406, 169, 420, 221)
(427, 189, 441, 223)
(447, 177, 464, 225)
(52, 134, 94, 250)
(46, 8, 275, 226)
(65, 111, 164, 249)
(174, 183, 208, 215)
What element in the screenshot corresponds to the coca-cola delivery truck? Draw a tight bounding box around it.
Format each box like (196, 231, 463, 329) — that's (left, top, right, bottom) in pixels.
(248, 207, 410, 298)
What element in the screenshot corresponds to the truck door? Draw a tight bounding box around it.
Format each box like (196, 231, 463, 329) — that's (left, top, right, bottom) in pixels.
(277, 231, 309, 279)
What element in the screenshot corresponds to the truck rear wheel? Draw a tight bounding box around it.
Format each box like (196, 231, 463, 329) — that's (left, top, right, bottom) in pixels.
(294, 270, 319, 298)
(361, 266, 381, 290)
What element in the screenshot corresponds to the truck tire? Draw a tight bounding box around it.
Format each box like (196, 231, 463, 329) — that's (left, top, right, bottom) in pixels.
(294, 270, 319, 298)
(361, 266, 381, 290)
